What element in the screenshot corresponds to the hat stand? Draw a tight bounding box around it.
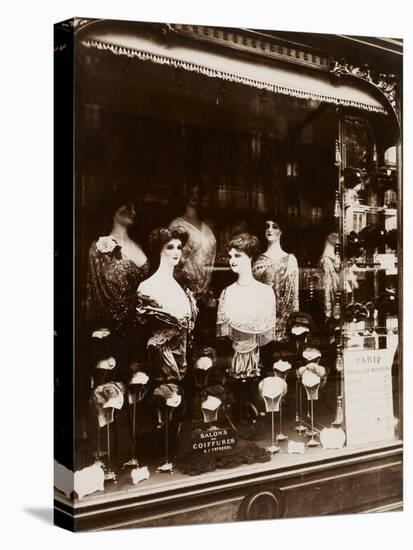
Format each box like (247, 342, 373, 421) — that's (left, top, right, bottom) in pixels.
(102, 410, 117, 481)
(123, 385, 146, 469)
(292, 335, 308, 434)
(306, 399, 320, 448)
(301, 380, 321, 448)
(276, 395, 287, 442)
(267, 403, 281, 455)
(156, 405, 174, 474)
(295, 377, 307, 434)
(332, 349, 344, 427)
(94, 417, 107, 463)
(273, 367, 290, 443)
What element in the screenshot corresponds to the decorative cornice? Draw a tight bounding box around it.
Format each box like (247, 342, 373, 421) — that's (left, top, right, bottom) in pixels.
(173, 24, 331, 72)
(331, 59, 398, 115)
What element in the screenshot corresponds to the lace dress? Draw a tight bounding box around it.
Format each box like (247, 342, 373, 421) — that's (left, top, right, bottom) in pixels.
(217, 280, 276, 378)
(253, 253, 299, 341)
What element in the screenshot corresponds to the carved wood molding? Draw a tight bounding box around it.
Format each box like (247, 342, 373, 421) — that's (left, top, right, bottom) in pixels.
(331, 59, 400, 125)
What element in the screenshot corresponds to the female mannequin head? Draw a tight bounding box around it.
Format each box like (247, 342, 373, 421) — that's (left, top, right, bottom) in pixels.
(264, 219, 282, 245)
(113, 202, 136, 228)
(226, 233, 260, 275)
(325, 231, 339, 248)
(99, 196, 138, 236)
(184, 182, 203, 209)
(148, 226, 189, 272)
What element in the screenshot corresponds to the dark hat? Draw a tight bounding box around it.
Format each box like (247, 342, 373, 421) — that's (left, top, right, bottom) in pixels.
(286, 312, 313, 334)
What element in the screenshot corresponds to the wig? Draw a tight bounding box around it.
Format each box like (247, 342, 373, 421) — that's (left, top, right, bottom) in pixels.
(226, 232, 261, 260)
(147, 225, 189, 266)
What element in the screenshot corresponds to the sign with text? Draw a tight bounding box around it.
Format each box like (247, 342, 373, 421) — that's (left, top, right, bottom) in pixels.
(191, 426, 237, 455)
(343, 348, 396, 447)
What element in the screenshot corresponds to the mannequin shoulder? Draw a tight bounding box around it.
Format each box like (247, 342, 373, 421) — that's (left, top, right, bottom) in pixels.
(255, 279, 275, 294)
(137, 274, 157, 295)
(287, 254, 299, 269)
(218, 283, 235, 300)
(169, 217, 185, 229)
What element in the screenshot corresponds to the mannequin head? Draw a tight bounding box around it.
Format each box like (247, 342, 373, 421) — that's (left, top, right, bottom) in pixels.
(226, 233, 260, 275)
(113, 202, 136, 228)
(148, 226, 189, 271)
(264, 219, 282, 245)
(184, 182, 203, 209)
(326, 231, 339, 247)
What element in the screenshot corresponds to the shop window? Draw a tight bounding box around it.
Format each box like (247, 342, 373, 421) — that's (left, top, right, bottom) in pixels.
(67, 48, 401, 508)
(311, 206, 323, 223)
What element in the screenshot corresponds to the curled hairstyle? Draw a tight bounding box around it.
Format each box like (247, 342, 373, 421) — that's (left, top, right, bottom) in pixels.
(148, 226, 189, 260)
(226, 232, 261, 260)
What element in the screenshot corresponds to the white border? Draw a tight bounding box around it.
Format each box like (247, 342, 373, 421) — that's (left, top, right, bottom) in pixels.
(1, 0, 411, 548)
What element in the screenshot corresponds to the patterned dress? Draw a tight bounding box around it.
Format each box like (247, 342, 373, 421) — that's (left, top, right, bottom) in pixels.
(169, 217, 216, 298)
(253, 253, 299, 341)
(86, 237, 149, 334)
(319, 251, 340, 319)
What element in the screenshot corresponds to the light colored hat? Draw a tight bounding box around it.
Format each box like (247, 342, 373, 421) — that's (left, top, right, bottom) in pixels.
(195, 356, 214, 371)
(302, 348, 321, 362)
(258, 377, 287, 412)
(166, 393, 182, 408)
(201, 395, 222, 412)
(273, 359, 291, 375)
(130, 371, 149, 385)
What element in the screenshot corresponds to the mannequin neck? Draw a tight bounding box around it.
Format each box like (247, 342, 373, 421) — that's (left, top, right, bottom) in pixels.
(156, 256, 176, 279)
(237, 263, 254, 286)
(266, 240, 285, 258)
(110, 222, 129, 243)
(323, 242, 335, 259)
(182, 205, 201, 225)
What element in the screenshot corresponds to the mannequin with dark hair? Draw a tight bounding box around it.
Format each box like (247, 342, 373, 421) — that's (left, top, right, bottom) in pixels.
(86, 200, 149, 333)
(136, 226, 198, 383)
(253, 219, 299, 341)
(169, 182, 216, 298)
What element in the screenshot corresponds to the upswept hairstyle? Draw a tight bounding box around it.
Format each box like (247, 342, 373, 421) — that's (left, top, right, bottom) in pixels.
(148, 226, 189, 263)
(226, 232, 261, 260)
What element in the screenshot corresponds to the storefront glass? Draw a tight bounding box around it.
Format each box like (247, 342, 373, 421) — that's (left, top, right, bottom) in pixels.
(65, 34, 401, 502)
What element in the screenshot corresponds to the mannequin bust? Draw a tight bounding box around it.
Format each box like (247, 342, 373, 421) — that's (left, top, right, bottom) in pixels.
(138, 229, 191, 320)
(253, 219, 299, 341)
(320, 231, 340, 319)
(86, 200, 149, 334)
(169, 182, 216, 298)
(217, 233, 276, 379)
(136, 227, 197, 382)
(109, 203, 148, 269)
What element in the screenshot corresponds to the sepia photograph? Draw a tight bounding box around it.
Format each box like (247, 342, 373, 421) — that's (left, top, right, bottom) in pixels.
(53, 16, 403, 532)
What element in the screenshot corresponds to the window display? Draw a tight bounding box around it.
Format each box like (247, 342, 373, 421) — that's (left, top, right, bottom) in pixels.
(71, 101, 400, 494)
(54, 19, 402, 530)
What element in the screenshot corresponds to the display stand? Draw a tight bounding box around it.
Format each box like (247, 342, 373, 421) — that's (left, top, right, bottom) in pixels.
(259, 377, 287, 455)
(124, 373, 149, 469)
(300, 369, 324, 448)
(273, 360, 291, 442)
(156, 405, 174, 474)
